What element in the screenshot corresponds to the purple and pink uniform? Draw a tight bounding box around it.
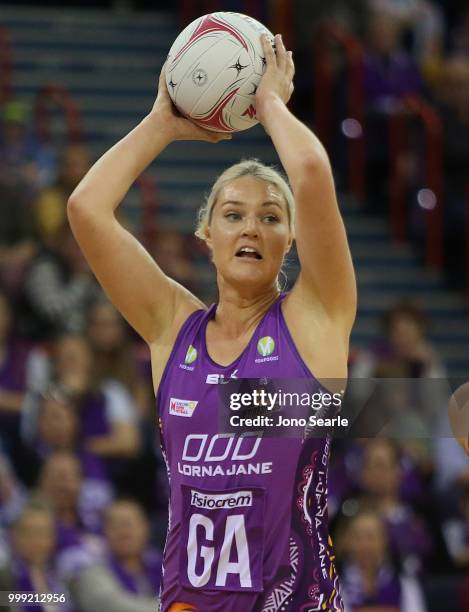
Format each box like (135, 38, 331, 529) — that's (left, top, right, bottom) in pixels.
(157, 293, 343, 611)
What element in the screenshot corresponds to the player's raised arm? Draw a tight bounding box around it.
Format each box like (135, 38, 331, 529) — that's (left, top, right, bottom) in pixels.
(67, 68, 230, 344)
(256, 34, 357, 335)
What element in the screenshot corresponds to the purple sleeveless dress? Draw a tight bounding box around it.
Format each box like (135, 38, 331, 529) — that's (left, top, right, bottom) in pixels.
(157, 293, 343, 612)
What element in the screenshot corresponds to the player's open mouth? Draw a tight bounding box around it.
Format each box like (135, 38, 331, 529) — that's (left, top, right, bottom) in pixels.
(235, 247, 263, 260)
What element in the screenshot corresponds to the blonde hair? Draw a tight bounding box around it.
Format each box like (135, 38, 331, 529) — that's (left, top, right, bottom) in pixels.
(195, 159, 295, 240)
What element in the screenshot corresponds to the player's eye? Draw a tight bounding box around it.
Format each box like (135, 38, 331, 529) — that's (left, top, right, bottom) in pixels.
(262, 214, 279, 224)
(225, 212, 242, 221)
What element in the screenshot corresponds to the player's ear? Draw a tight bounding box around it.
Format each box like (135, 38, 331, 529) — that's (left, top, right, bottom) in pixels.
(204, 225, 213, 250)
(285, 232, 294, 255)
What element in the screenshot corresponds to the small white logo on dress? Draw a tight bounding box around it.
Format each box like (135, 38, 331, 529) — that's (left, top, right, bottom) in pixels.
(169, 398, 198, 417)
(206, 369, 239, 384)
(190, 490, 252, 509)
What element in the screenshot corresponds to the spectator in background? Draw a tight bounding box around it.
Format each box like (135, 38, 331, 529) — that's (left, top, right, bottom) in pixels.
(358, 439, 433, 572)
(363, 6, 422, 209)
(37, 451, 105, 556)
(66, 500, 161, 612)
(84, 300, 159, 516)
(432, 56, 469, 288)
(371, 0, 444, 82)
(86, 300, 150, 418)
(452, 4, 469, 56)
(329, 436, 431, 522)
(36, 144, 91, 245)
(434, 429, 469, 522)
(293, 0, 369, 44)
(22, 334, 141, 492)
(0, 101, 56, 193)
(0, 522, 7, 572)
(364, 6, 422, 113)
(53, 335, 140, 463)
(351, 300, 445, 379)
(292, 0, 368, 117)
(103, 499, 161, 598)
(372, 363, 434, 446)
(462, 571, 469, 612)
(0, 179, 38, 295)
(23, 333, 93, 398)
(33, 457, 159, 612)
(25, 388, 114, 527)
(23, 223, 98, 339)
(152, 229, 196, 293)
(0, 291, 32, 471)
(442, 481, 469, 569)
(0, 449, 27, 528)
(0, 500, 71, 612)
(338, 510, 427, 611)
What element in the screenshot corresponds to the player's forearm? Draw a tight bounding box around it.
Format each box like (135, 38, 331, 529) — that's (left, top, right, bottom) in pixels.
(68, 112, 172, 217)
(260, 97, 330, 188)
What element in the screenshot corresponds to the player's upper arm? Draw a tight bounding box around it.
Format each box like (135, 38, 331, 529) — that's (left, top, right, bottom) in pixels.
(292, 156, 357, 335)
(67, 199, 200, 343)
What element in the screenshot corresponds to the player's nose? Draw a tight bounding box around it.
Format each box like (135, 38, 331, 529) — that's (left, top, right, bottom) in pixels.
(241, 215, 259, 237)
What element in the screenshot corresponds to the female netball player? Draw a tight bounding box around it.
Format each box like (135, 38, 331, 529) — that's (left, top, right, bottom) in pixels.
(68, 33, 356, 612)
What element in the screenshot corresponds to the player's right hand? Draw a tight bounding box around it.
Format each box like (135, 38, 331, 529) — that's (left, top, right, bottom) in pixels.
(151, 65, 232, 143)
(256, 33, 295, 126)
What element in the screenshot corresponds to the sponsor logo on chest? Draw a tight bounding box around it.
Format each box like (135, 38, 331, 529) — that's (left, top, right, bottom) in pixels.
(206, 369, 238, 384)
(179, 344, 198, 371)
(169, 397, 198, 417)
(255, 335, 279, 363)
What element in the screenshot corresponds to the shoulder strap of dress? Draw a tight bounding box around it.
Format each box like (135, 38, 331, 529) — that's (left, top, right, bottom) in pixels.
(176, 305, 213, 344)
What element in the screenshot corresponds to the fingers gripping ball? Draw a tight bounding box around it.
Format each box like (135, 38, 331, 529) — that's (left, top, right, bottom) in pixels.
(165, 12, 274, 132)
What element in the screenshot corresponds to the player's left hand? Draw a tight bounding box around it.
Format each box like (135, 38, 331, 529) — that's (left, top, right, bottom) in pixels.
(256, 33, 295, 125)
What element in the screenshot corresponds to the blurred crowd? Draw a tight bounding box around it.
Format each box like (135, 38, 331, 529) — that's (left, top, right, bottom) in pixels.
(0, 0, 469, 611)
(293, 0, 469, 289)
(0, 102, 171, 609)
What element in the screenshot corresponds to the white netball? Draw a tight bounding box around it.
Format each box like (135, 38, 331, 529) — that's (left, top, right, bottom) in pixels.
(165, 12, 274, 132)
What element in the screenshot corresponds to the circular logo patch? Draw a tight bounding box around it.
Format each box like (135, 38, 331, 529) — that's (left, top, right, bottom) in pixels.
(185, 345, 198, 364)
(257, 336, 275, 357)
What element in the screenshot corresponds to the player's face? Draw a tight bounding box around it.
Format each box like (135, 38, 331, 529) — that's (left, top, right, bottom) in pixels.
(207, 176, 292, 291)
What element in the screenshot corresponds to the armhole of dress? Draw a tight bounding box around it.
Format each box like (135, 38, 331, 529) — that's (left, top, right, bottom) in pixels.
(155, 308, 206, 414)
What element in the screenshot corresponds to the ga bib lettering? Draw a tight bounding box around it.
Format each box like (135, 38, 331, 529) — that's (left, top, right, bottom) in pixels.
(179, 485, 265, 592)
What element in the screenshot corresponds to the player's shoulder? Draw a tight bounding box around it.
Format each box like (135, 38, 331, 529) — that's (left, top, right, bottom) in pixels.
(149, 278, 207, 352)
(168, 277, 208, 331)
(282, 279, 329, 329)
(149, 286, 207, 394)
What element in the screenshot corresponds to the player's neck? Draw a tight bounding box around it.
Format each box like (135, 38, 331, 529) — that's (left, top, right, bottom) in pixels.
(214, 286, 280, 339)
